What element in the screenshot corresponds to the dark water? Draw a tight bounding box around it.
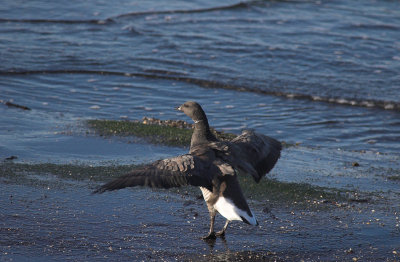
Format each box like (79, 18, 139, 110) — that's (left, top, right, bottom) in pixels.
(1, 0, 400, 155)
(1, 0, 400, 260)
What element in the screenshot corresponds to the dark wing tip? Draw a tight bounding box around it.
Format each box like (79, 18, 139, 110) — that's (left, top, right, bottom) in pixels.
(92, 186, 107, 194)
(254, 135, 282, 182)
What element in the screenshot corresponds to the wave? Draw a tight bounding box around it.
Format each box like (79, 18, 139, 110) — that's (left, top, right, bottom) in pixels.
(0, 18, 114, 25)
(1, 69, 399, 112)
(345, 23, 400, 31)
(0, 2, 249, 25)
(113, 2, 248, 19)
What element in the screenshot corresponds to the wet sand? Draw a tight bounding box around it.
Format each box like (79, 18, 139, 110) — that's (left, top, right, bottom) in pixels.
(1, 170, 399, 261)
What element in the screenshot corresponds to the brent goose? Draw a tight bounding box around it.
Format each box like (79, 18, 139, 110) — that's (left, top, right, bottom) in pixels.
(94, 101, 282, 239)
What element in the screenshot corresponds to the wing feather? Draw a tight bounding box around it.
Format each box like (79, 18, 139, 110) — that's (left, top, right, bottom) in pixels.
(231, 130, 282, 182)
(93, 154, 214, 193)
(209, 130, 282, 182)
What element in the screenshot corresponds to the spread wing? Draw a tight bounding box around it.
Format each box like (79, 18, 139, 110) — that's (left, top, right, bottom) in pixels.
(210, 130, 282, 183)
(231, 130, 282, 182)
(93, 154, 216, 194)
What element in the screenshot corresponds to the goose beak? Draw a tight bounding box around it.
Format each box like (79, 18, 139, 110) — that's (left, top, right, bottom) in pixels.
(175, 105, 182, 111)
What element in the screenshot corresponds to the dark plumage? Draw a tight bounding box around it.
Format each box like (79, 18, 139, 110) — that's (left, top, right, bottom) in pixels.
(93, 101, 282, 239)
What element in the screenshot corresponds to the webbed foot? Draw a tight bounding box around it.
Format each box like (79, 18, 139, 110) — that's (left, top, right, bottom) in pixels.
(201, 231, 216, 240)
(215, 230, 225, 237)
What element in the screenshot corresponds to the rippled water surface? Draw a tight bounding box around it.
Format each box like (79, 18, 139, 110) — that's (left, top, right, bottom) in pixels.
(1, 0, 399, 260)
(1, 0, 400, 154)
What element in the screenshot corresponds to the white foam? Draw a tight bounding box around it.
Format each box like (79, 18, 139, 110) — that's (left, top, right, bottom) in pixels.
(384, 104, 394, 110)
(312, 96, 322, 101)
(337, 98, 348, 104)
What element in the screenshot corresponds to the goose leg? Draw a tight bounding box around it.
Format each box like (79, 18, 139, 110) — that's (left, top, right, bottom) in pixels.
(202, 209, 216, 240)
(216, 220, 230, 237)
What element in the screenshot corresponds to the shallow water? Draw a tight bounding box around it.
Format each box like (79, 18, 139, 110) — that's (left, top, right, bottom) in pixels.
(1, 0, 400, 260)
